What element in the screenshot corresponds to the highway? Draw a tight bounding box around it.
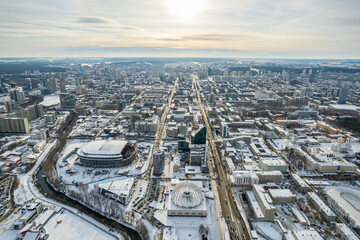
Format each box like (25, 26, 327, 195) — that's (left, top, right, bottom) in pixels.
(193, 76, 252, 240)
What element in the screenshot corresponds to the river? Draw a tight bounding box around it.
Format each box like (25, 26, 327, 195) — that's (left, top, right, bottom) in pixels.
(35, 165, 141, 240)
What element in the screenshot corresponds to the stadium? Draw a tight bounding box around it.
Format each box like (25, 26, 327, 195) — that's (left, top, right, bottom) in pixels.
(77, 140, 135, 168)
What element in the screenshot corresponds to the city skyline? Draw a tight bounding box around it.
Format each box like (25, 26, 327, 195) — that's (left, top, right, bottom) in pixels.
(1, 0, 360, 58)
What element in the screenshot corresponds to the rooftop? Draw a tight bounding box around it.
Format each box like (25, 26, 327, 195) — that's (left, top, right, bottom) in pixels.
(171, 181, 204, 208)
(79, 140, 128, 156)
(97, 178, 135, 197)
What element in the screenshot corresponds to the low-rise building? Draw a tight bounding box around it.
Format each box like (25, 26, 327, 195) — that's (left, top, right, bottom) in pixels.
(268, 189, 295, 204)
(230, 171, 259, 189)
(246, 191, 265, 221)
(306, 192, 337, 222)
(255, 171, 282, 184)
(97, 178, 135, 205)
(259, 158, 288, 173)
(290, 172, 310, 193)
(291, 229, 323, 240)
(335, 223, 359, 240)
(252, 185, 276, 222)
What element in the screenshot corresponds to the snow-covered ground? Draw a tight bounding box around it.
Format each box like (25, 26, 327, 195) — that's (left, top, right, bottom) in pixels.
(326, 185, 360, 227)
(14, 140, 57, 204)
(40, 94, 60, 107)
(153, 197, 221, 240)
(0, 208, 122, 240)
(8, 140, 127, 240)
(56, 140, 152, 185)
(43, 209, 117, 240)
(351, 141, 360, 153)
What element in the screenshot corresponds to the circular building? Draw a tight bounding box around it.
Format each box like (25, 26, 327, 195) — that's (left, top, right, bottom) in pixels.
(168, 181, 207, 217)
(77, 140, 135, 168)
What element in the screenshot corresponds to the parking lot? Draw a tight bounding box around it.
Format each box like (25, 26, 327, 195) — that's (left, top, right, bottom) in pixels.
(0, 175, 15, 220)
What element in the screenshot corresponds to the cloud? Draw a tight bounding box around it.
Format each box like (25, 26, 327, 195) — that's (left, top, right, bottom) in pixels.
(183, 34, 249, 41)
(76, 17, 109, 24)
(0, 0, 359, 57)
(156, 33, 250, 42)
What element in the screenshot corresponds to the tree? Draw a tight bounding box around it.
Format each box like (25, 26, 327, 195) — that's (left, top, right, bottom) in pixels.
(199, 224, 208, 239)
(136, 220, 150, 240)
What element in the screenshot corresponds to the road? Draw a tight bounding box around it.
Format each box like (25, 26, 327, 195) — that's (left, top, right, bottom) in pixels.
(193, 76, 252, 240)
(133, 78, 178, 214)
(95, 91, 145, 139)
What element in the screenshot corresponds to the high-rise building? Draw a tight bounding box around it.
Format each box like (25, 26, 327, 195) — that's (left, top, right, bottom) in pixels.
(9, 87, 25, 104)
(75, 77, 82, 87)
(43, 77, 48, 88)
(44, 112, 57, 123)
(17, 104, 44, 121)
(153, 149, 165, 176)
(191, 127, 206, 144)
(49, 78, 57, 93)
(338, 88, 348, 104)
(60, 93, 76, 108)
(5, 100, 15, 112)
(0, 117, 30, 133)
(0, 77, 7, 93)
(59, 78, 66, 92)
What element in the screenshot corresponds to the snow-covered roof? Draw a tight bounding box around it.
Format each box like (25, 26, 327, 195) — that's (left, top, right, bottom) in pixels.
(268, 189, 295, 199)
(98, 178, 135, 197)
(171, 181, 204, 208)
(329, 104, 360, 111)
(78, 140, 128, 156)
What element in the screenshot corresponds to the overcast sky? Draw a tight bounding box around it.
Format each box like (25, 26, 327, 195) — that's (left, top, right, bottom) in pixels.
(0, 0, 359, 58)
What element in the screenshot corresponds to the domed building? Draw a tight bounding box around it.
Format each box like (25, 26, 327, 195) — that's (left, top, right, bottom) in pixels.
(77, 140, 135, 168)
(167, 181, 207, 217)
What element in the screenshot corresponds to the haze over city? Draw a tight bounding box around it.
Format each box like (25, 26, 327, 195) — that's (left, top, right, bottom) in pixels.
(1, 0, 360, 58)
(1, 1, 360, 240)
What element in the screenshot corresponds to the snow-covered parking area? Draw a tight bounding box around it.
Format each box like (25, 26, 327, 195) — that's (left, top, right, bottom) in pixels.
(43, 209, 117, 240)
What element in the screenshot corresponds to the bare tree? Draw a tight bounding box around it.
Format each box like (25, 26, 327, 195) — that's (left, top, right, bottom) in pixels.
(136, 220, 150, 240)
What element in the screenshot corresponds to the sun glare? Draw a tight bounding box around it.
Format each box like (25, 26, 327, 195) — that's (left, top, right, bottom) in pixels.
(166, 0, 205, 18)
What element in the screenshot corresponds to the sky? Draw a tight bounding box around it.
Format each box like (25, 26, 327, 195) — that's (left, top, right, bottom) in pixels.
(0, 0, 359, 58)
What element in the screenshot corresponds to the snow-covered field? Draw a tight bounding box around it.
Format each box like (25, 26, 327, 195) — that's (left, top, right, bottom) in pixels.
(43, 210, 117, 240)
